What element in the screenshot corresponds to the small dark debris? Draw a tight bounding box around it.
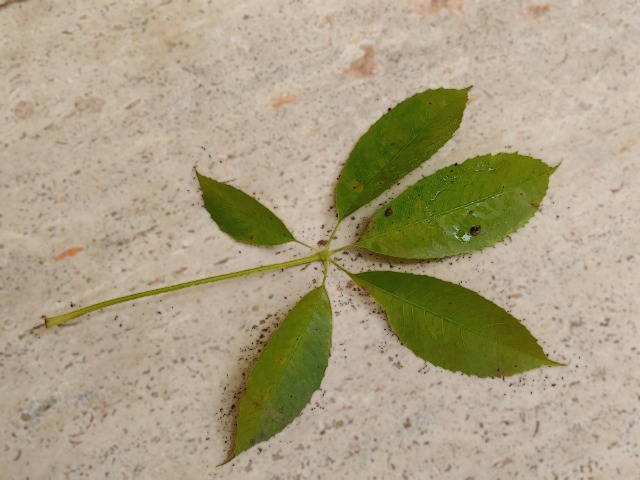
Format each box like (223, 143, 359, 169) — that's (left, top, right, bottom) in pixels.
(384, 208, 393, 217)
(470, 225, 481, 236)
(317, 239, 327, 247)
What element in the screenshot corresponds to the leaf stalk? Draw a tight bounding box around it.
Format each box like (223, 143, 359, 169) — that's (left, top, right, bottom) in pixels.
(44, 252, 323, 328)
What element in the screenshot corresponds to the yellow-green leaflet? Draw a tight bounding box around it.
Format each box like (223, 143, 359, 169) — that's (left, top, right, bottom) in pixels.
(196, 170, 295, 245)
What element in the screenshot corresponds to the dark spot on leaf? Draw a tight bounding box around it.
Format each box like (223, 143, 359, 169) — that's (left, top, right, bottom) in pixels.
(317, 239, 327, 246)
(470, 225, 481, 236)
(468, 210, 474, 215)
(530, 202, 540, 210)
(249, 234, 255, 240)
(384, 208, 393, 217)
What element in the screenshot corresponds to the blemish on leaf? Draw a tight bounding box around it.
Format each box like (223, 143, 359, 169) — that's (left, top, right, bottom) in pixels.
(470, 225, 481, 236)
(317, 239, 328, 247)
(384, 208, 393, 217)
(351, 181, 365, 192)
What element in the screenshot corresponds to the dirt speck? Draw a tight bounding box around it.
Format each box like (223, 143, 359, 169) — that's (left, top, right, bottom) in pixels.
(0, 0, 29, 10)
(53, 247, 84, 261)
(271, 92, 297, 109)
(412, 0, 465, 15)
(75, 97, 105, 113)
(14, 101, 33, 119)
(343, 45, 375, 77)
(528, 5, 550, 17)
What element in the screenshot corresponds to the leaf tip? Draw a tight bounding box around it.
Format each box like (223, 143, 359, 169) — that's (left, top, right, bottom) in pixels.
(544, 358, 565, 368)
(216, 452, 236, 468)
(194, 168, 205, 183)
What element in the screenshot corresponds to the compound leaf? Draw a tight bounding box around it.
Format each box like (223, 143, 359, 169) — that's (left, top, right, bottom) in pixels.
(357, 153, 556, 259)
(350, 270, 561, 377)
(229, 286, 332, 461)
(335, 87, 470, 220)
(196, 170, 295, 245)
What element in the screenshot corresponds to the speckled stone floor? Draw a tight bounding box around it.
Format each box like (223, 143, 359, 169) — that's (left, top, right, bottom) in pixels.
(2, 1, 639, 479)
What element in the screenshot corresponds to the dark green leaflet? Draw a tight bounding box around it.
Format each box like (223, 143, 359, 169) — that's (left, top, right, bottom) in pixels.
(196, 170, 295, 245)
(350, 270, 561, 377)
(335, 87, 470, 220)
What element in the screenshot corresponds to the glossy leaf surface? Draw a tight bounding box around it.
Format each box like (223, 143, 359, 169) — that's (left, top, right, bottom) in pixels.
(196, 171, 295, 245)
(335, 87, 469, 220)
(230, 286, 332, 460)
(350, 270, 560, 377)
(357, 153, 556, 259)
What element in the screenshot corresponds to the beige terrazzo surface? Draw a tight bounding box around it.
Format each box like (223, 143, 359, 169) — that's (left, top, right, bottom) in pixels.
(1, 1, 639, 479)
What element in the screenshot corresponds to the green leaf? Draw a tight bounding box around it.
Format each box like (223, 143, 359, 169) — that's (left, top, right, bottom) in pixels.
(196, 170, 295, 245)
(229, 286, 332, 461)
(335, 87, 470, 220)
(357, 153, 556, 259)
(350, 270, 561, 377)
